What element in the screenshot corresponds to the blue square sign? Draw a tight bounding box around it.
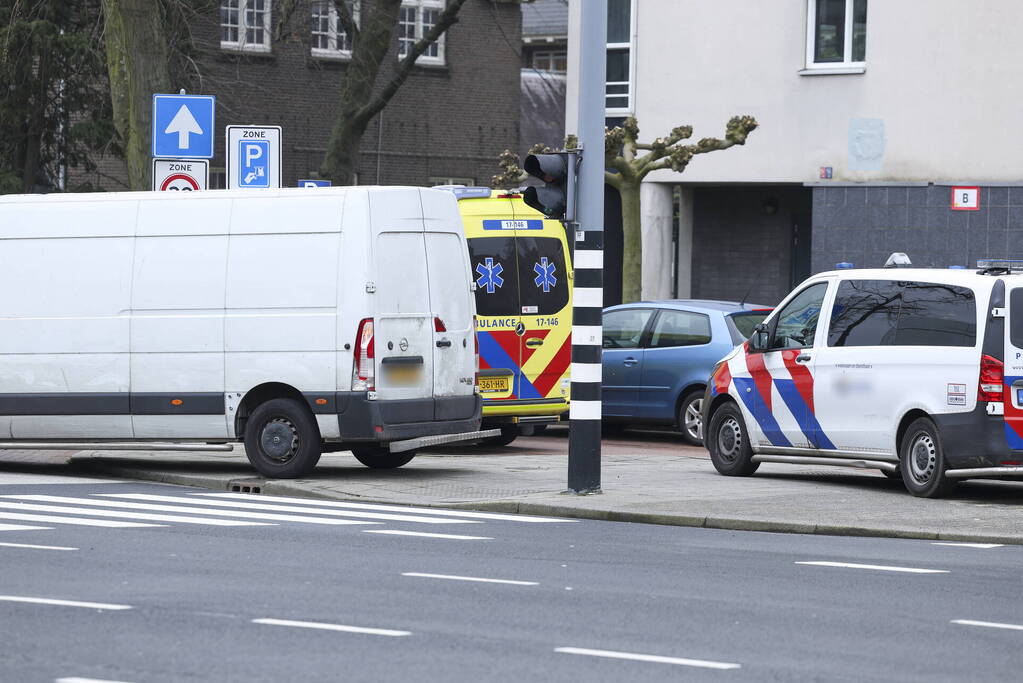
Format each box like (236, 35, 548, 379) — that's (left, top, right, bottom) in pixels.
(238, 139, 271, 188)
(152, 94, 215, 159)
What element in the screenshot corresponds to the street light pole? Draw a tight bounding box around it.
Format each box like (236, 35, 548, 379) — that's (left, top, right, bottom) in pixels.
(567, 0, 606, 494)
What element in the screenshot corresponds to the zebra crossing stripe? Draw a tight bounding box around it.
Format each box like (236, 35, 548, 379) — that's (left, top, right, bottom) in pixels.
(1, 496, 374, 526)
(0, 523, 51, 532)
(0, 511, 162, 528)
(98, 494, 480, 525)
(195, 492, 576, 523)
(0, 500, 269, 527)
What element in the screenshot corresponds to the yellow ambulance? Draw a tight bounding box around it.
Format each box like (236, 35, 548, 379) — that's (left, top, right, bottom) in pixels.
(443, 186, 572, 446)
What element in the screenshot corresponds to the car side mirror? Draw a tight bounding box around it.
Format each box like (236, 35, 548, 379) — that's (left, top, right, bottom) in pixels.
(750, 323, 770, 351)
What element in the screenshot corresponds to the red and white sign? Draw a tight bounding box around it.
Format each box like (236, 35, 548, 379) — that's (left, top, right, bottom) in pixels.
(951, 186, 980, 211)
(152, 158, 208, 191)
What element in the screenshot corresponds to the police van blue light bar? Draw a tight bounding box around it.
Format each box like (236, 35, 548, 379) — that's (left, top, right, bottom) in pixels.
(835, 262, 855, 269)
(434, 186, 492, 200)
(976, 259, 1023, 271)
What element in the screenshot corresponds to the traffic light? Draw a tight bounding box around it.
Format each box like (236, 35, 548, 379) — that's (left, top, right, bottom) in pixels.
(522, 152, 576, 221)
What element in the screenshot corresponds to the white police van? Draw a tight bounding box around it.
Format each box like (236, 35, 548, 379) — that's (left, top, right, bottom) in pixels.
(703, 256, 1023, 497)
(0, 187, 483, 478)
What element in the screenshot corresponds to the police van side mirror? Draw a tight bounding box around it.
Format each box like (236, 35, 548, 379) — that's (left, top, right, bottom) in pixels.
(750, 323, 770, 351)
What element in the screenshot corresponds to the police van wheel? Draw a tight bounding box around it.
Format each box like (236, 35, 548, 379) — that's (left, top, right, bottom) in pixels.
(351, 446, 416, 469)
(899, 417, 955, 498)
(243, 398, 322, 478)
(677, 390, 705, 446)
(707, 402, 758, 476)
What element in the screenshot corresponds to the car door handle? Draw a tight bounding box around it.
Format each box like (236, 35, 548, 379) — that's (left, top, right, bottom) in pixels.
(623, 357, 638, 367)
(436, 339, 452, 348)
(795, 353, 811, 363)
(525, 337, 544, 348)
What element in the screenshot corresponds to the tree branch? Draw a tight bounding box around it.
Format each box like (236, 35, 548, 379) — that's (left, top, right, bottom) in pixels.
(334, 0, 359, 43)
(356, 0, 468, 122)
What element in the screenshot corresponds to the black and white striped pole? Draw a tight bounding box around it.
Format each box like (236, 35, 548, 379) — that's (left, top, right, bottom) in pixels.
(566, 0, 607, 494)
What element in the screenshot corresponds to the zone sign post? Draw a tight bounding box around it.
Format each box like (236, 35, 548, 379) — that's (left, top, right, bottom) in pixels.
(152, 159, 209, 191)
(226, 125, 282, 190)
(951, 186, 980, 211)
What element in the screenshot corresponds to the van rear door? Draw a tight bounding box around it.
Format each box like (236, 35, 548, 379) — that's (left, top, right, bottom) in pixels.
(371, 190, 434, 408)
(1003, 284, 1023, 448)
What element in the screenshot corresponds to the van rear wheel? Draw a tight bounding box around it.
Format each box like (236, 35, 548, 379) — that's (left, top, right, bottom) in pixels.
(351, 446, 416, 469)
(243, 398, 322, 478)
(899, 417, 955, 498)
(707, 402, 758, 476)
(480, 426, 518, 447)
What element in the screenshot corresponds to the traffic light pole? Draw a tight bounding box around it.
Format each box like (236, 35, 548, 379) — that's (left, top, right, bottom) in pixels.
(567, 0, 607, 494)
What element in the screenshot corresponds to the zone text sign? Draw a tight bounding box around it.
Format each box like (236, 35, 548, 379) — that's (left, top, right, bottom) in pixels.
(951, 186, 980, 211)
(227, 125, 282, 189)
(152, 159, 209, 191)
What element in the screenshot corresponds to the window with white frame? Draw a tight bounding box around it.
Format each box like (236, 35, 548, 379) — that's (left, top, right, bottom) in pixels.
(221, 0, 272, 52)
(806, 0, 867, 70)
(311, 0, 358, 58)
(605, 0, 635, 113)
(398, 0, 444, 65)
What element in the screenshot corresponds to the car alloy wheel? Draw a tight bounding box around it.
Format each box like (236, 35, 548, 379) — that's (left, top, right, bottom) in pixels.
(684, 397, 704, 441)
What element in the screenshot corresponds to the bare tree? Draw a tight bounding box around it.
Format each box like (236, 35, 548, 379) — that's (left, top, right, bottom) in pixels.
(495, 115, 759, 303)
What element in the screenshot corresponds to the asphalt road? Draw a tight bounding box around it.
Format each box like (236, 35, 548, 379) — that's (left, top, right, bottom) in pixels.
(0, 471, 1020, 683)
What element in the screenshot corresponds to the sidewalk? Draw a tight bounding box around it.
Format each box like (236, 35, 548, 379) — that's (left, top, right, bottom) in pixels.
(3, 440, 1022, 544)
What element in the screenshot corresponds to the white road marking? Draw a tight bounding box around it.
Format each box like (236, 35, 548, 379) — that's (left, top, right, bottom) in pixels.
(402, 572, 538, 586)
(555, 647, 741, 670)
(252, 618, 410, 637)
(0, 595, 131, 610)
(951, 619, 1023, 631)
(2, 496, 371, 526)
(363, 530, 492, 540)
(0, 541, 77, 551)
(0, 473, 125, 485)
(0, 523, 51, 532)
(932, 542, 1005, 549)
(198, 492, 576, 523)
(795, 561, 949, 574)
(97, 493, 477, 525)
(0, 500, 269, 527)
(0, 512, 162, 528)
(56, 677, 135, 683)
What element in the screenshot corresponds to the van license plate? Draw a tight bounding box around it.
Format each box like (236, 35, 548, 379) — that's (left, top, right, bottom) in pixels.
(479, 377, 510, 393)
(384, 365, 424, 387)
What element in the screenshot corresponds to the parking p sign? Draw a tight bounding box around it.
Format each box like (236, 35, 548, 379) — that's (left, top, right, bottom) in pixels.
(226, 125, 282, 189)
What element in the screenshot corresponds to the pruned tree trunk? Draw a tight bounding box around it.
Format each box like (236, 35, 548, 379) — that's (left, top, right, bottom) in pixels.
(102, 0, 171, 190)
(618, 179, 643, 303)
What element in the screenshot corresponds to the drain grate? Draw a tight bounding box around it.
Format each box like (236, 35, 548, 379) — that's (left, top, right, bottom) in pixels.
(229, 483, 262, 494)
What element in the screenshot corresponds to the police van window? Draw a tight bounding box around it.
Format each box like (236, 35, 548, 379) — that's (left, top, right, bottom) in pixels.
(517, 236, 569, 315)
(649, 310, 711, 348)
(894, 282, 976, 347)
(603, 308, 653, 349)
(770, 282, 828, 349)
(828, 280, 901, 347)
(467, 236, 518, 318)
(1010, 289, 1023, 349)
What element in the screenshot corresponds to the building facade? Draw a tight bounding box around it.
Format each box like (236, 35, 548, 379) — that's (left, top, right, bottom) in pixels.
(80, 0, 521, 190)
(567, 0, 1023, 305)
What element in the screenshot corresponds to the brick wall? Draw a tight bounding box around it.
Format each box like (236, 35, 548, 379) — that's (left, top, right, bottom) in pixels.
(74, 0, 520, 190)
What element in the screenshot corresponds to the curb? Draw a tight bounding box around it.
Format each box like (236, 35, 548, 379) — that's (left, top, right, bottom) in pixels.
(71, 459, 1023, 546)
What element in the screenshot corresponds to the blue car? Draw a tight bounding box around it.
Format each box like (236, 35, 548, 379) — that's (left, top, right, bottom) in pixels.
(601, 300, 771, 444)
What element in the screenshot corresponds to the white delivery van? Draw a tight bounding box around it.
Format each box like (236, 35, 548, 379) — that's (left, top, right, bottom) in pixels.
(0, 187, 482, 478)
(703, 258, 1023, 498)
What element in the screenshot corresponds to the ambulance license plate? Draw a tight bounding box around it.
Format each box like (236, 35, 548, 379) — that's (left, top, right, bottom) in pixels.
(479, 376, 510, 393)
(384, 364, 424, 387)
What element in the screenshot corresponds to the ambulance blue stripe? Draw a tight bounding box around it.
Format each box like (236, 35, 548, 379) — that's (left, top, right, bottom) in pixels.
(773, 379, 837, 450)
(1003, 375, 1023, 449)
(476, 331, 542, 400)
(732, 377, 791, 448)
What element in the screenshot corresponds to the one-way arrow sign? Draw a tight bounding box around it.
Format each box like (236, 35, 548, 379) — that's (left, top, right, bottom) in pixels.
(152, 94, 215, 159)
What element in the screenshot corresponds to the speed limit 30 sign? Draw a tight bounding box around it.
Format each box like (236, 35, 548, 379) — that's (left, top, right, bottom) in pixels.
(152, 158, 209, 191)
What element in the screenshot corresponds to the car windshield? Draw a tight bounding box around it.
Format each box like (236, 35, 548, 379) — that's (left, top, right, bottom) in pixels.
(726, 311, 770, 344)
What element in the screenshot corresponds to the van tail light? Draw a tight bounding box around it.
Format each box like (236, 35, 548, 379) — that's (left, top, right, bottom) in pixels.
(434, 317, 446, 333)
(352, 318, 375, 391)
(979, 354, 1003, 403)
